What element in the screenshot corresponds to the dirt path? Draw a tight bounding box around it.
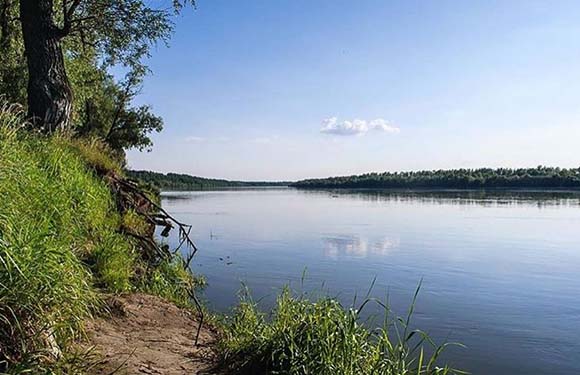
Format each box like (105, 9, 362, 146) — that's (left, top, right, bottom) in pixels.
(84, 293, 221, 375)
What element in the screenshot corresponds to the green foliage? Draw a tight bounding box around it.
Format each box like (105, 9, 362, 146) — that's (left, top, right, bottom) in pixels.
(0, 0, 27, 105)
(104, 103, 163, 152)
(121, 209, 151, 237)
(0, 0, 188, 151)
(63, 46, 109, 127)
(139, 255, 206, 307)
(292, 167, 580, 190)
(0, 105, 136, 371)
(127, 169, 289, 190)
(0, 104, 203, 372)
(57, 136, 124, 174)
(59, 0, 194, 74)
(70, 66, 164, 154)
(220, 285, 464, 375)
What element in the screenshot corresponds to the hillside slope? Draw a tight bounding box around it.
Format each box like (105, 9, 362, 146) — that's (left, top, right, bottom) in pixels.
(0, 106, 199, 373)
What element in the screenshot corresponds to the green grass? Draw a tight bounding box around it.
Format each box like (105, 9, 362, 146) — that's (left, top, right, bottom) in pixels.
(61, 136, 124, 175)
(139, 255, 206, 307)
(0, 104, 197, 372)
(219, 283, 465, 375)
(0, 104, 137, 371)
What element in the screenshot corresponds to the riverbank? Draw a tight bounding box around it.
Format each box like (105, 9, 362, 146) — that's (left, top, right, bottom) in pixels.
(0, 106, 459, 374)
(84, 293, 220, 375)
(0, 107, 201, 373)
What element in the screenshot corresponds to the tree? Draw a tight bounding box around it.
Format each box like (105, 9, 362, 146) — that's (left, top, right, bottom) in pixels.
(291, 167, 580, 189)
(20, 0, 73, 132)
(75, 71, 164, 156)
(16, 0, 194, 132)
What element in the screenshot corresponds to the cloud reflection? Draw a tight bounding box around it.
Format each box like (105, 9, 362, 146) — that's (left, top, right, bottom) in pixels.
(322, 235, 399, 259)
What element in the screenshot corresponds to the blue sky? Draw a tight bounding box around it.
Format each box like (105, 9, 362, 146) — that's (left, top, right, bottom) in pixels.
(127, 0, 580, 180)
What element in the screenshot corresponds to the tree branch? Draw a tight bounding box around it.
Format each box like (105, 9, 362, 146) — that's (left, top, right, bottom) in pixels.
(59, 0, 82, 38)
(105, 73, 140, 141)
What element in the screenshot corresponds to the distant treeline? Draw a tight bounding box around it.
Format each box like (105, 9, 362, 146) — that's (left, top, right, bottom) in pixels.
(291, 167, 580, 190)
(127, 170, 288, 190)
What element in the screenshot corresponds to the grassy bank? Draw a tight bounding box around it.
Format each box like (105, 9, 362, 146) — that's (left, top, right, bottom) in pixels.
(0, 105, 195, 372)
(219, 285, 463, 375)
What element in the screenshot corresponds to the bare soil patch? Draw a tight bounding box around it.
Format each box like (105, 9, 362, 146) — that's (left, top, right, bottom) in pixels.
(84, 293, 221, 375)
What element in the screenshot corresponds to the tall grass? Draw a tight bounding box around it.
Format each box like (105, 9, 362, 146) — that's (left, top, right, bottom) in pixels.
(0, 105, 137, 371)
(0, 103, 203, 372)
(220, 283, 465, 375)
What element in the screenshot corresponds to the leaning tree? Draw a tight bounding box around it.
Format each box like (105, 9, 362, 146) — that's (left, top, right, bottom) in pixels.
(15, 0, 193, 132)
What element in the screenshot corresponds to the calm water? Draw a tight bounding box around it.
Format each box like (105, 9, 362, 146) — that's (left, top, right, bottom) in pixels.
(161, 188, 580, 375)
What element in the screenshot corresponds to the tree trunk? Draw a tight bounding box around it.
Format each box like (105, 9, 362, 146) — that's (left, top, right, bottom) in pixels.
(20, 0, 72, 132)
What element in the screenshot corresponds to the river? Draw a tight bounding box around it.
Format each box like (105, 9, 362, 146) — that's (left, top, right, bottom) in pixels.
(161, 188, 580, 375)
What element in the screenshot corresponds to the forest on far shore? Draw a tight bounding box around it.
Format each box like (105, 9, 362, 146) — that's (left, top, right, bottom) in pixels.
(128, 170, 289, 190)
(291, 166, 580, 190)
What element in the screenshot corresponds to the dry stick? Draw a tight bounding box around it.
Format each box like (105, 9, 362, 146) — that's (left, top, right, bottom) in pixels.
(124, 231, 170, 259)
(110, 175, 204, 345)
(115, 179, 195, 241)
(175, 225, 193, 259)
(189, 288, 204, 345)
(115, 178, 200, 268)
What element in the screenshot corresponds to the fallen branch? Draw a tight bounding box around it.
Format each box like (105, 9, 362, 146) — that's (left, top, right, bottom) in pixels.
(105, 172, 204, 345)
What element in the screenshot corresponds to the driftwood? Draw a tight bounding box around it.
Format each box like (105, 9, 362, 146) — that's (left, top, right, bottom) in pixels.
(104, 172, 204, 345)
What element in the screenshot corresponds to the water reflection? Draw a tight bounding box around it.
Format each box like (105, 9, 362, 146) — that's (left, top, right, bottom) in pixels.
(162, 188, 580, 207)
(322, 235, 400, 258)
(302, 189, 580, 207)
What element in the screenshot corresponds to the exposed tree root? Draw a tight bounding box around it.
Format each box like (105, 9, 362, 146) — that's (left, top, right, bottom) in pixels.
(103, 172, 204, 345)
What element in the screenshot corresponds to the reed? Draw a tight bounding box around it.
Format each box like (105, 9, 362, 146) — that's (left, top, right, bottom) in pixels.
(220, 282, 466, 375)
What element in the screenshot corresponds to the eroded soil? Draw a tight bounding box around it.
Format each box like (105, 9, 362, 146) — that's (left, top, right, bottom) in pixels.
(84, 293, 221, 375)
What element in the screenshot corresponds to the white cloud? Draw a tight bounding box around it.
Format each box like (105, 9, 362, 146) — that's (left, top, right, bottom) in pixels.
(320, 117, 367, 135)
(320, 117, 400, 136)
(185, 136, 205, 142)
(368, 118, 400, 134)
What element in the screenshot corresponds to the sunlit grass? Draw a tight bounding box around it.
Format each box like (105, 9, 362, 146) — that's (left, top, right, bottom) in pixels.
(139, 255, 206, 307)
(0, 104, 196, 372)
(220, 282, 466, 375)
(59, 136, 124, 175)
(0, 104, 136, 371)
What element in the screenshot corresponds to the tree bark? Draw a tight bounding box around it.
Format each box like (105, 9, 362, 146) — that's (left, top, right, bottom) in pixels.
(20, 0, 72, 132)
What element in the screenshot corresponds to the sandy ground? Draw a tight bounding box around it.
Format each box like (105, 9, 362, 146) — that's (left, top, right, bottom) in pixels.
(84, 293, 221, 375)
